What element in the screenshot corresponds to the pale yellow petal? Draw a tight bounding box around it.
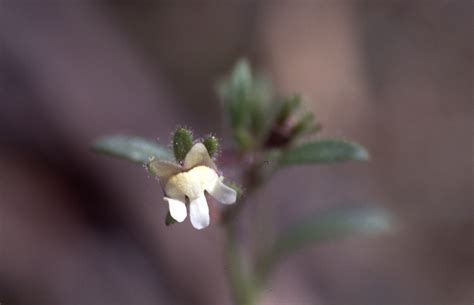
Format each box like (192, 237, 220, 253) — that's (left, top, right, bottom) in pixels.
(165, 165, 218, 200)
(148, 159, 182, 185)
(183, 143, 217, 170)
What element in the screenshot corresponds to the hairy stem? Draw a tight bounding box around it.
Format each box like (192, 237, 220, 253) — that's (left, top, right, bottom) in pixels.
(224, 221, 258, 305)
(222, 160, 266, 305)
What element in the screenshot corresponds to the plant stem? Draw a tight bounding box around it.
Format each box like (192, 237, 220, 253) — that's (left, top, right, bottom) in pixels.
(222, 159, 266, 305)
(224, 221, 257, 305)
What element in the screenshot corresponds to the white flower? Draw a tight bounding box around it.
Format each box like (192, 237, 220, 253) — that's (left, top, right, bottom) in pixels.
(149, 143, 237, 229)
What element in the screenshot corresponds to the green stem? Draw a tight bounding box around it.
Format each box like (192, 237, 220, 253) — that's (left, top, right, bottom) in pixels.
(223, 156, 276, 305)
(225, 222, 258, 305)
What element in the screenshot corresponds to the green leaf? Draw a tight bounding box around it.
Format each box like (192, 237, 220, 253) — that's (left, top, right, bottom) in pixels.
(217, 59, 253, 129)
(290, 112, 321, 138)
(172, 127, 194, 162)
(257, 207, 393, 281)
(235, 128, 256, 151)
(92, 135, 173, 164)
(275, 94, 301, 125)
(273, 207, 392, 255)
(276, 139, 369, 166)
(249, 76, 273, 138)
(217, 59, 273, 151)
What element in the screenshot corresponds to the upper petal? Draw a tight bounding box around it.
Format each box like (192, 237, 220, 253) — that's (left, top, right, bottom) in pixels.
(208, 177, 237, 205)
(189, 194, 210, 230)
(164, 196, 187, 222)
(184, 143, 217, 171)
(148, 159, 182, 185)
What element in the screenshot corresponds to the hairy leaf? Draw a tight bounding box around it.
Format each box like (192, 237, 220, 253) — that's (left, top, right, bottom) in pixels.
(257, 207, 393, 281)
(93, 135, 173, 163)
(277, 139, 369, 166)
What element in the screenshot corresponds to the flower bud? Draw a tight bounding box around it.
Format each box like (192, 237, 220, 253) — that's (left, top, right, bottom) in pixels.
(276, 95, 301, 126)
(291, 112, 321, 138)
(203, 135, 219, 157)
(172, 127, 193, 162)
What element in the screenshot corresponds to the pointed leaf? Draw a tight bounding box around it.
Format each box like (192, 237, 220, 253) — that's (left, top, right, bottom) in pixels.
(217, 59, 273, 151)
(273, 207, 392, 255)
(275, 94, 301, 125)
(290, 112, 321, 138)
(93, 135, 173, 164)
(276, 139, 369, 166)
(257, 207, 393, 281)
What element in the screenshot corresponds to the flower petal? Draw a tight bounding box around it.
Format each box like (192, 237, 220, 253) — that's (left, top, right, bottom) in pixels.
(165, 166, 218, 199)
(189, 194, 210, 230)
(164, 196, 187, 222)
(148, 159, 182, 184)
(208, 178, 237, 205)
(184, 143, 217, 171)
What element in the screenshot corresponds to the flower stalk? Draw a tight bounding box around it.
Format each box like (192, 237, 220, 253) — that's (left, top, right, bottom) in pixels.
(225, 222, 258, 305)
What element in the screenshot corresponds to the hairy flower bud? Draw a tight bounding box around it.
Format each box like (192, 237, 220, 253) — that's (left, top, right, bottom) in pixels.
(172, 127, 193, 162)
(203, 135, 219, 157)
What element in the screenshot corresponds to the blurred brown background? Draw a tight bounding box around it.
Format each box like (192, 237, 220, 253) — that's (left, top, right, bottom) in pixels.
(0, 1, 472, 305)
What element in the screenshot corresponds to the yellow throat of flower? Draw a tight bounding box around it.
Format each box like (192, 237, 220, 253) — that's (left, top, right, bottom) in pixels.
(165, 165, 218, 200)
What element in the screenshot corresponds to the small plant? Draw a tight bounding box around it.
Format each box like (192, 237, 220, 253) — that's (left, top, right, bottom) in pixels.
(93, 59, 392, 305)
